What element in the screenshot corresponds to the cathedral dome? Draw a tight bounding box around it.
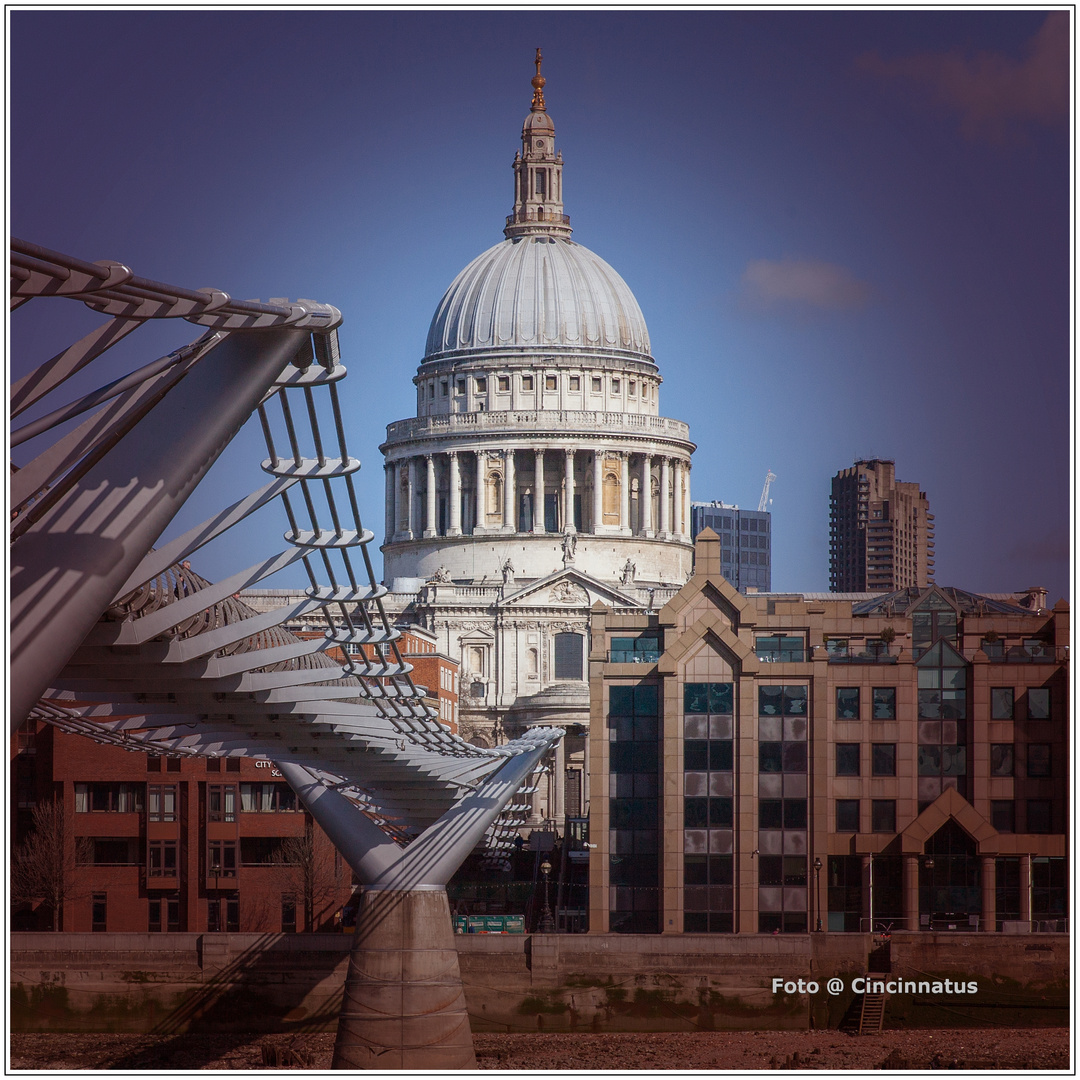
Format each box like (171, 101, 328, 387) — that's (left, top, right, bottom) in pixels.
(423, 235, 653, 364)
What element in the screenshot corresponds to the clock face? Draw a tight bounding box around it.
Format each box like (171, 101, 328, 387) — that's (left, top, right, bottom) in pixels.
(535, 140, 544, 149)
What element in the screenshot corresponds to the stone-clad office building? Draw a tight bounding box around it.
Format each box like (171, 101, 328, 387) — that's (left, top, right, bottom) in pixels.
(588, 529, 1068, 935)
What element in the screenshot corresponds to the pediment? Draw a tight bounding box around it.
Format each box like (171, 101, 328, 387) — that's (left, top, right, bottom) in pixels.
(457, 626, 496, 644)
(500, 567, 640, 610)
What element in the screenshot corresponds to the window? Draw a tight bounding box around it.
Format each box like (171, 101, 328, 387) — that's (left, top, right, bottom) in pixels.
(1027, 687, 1050, 719)
(836, 799, 860, 832)
(1026, 800, 1052, 834)
(206, 758, 221, 773)
(225, 758, 240, 773)
(757, 685, 807, 717)
(148, 840, 178, 877)
(148, 785, 176, 822)
(166, 757, 181, 773)
(455, 379, 465, 395)
(871, 800, 896, 834)
(497, 375, 510, 393)
(147, 754, 162, 772)
(1026, 744, 1051, 777)
(826, 638, 849, 659)
(629, 380, 636, 396)
(836, 744, 860, 776)
(591, 376, 602, 393)
(545, 374, 557, 391)
(569, 375, 581, 391)
(83, 838, 141, 865)
(241, 837, 288, 865)
(683, 854, 734, 933)
(911, 593, 958, 653)
(991, 687, 1015, 719)
(74, 783, 143, 813)
(440, 380, 448, 396)
(207, 785, 236, 822)
(149, 895, 180, 933)
(554, 633, 583, 680)
(521, 375, 534, 391)
(755, 635, 805, 663)
(611, 378, 621, 393)
(240, 783, 298, 812)
(281, 895, 297, 933)
(991, 800, 1015, 833)
(208, 840, 237, 877)
(836, 687, 860, 720)
(990, 744, 1014, 776)
(686, 683, 734, 714)
(474, 377, 487, 394)
(872, 744, 897, 777)
(207, 894, 240, 933)
(92, 893, 107, 933)
(610, 635, 660, 663)
(872, 687, 896, 719)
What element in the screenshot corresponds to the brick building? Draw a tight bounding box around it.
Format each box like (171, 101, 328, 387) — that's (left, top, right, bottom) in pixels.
(11, 726, 355, 934)
(588, 529, 1068, 935)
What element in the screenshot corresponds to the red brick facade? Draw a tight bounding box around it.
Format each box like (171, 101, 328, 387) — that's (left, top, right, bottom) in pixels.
(12, 726, 355, 934)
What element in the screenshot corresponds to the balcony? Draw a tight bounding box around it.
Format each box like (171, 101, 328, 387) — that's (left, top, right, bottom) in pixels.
(828, 643, 899, 664)
(385, 409, 692, 445)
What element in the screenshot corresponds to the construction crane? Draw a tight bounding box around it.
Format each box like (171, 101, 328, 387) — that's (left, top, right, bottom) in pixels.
(757, 470, 777, 512)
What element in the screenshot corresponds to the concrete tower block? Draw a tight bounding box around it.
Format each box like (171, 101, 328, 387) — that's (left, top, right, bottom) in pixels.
(333, 889, 476, 1070)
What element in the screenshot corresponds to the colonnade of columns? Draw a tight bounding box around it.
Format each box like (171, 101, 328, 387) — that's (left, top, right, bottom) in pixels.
(385, 446, 692, 543)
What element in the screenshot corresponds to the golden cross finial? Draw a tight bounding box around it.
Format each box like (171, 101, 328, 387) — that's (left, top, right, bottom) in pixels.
(530, 47, 546, 111)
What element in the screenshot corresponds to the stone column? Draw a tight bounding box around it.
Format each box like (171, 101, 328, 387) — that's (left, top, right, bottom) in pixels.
(424, 455, 437, 538)
(1020, 854, 1032, 925)
(683, 462, 691, 539)
(406, 458, 418, 540)
(564, 449, 576, 532)
(475, 452, 487, 532)
(533, 449, 545, 534)
(659, 456, 671, 539)
(672, 459, 684, 539)
(384, 463, 395, 545)
(592, 449, 603, 533)
(448, 451, 462, 536)
(980, 855, 996, 932)
(619, 451, 630, 534)
(862, 855, 873, 931)
(903, 854, 920, 932)
(641, 453, 653, 537)
(551, 735, 566, 823)
(502, 449, 515, 532)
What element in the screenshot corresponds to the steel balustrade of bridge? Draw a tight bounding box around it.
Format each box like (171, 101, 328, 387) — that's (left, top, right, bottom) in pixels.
(9, 239, 562, 1069)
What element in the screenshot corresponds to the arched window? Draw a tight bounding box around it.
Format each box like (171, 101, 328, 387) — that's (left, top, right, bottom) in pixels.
(526, 648, 539, 675)
(603, 470, 620, 524)
(554, 633, 583, 681)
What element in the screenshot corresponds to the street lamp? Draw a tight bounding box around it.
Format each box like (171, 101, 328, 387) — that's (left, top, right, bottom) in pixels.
(539, 858, 555, 933)
(813, 857, 823, 932)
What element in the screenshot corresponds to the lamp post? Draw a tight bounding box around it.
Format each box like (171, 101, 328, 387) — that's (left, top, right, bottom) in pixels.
(539, 858, 555, 933)
(814, 857, 823, 932)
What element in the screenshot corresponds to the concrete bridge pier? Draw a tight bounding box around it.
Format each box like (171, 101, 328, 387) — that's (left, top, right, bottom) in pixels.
(335, 888, 474, 1070)
(276, 740, 555, 1071)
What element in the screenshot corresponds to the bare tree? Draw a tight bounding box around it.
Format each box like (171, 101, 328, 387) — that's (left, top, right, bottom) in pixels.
(10, 801, 90, 931)
(271, 823, 344, 931)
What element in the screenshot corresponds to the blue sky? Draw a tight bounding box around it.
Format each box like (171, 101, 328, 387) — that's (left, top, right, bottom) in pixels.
(10, 10, 1071, 603)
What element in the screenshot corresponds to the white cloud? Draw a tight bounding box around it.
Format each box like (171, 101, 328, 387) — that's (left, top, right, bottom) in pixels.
(739, 257, 872, 312)
(857, 12, 1069, 142)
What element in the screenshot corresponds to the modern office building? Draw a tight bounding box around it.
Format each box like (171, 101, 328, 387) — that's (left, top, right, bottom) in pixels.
(588, 529, 1067, 935)
(690, 501, 772, 593)
(829, 459, 935, 592)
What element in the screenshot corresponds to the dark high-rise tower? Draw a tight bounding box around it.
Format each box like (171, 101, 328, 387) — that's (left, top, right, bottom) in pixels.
(829, 459, 934, 592)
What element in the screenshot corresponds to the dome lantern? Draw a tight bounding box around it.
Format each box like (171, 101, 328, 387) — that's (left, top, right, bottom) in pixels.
(505, 49, 572, 241)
